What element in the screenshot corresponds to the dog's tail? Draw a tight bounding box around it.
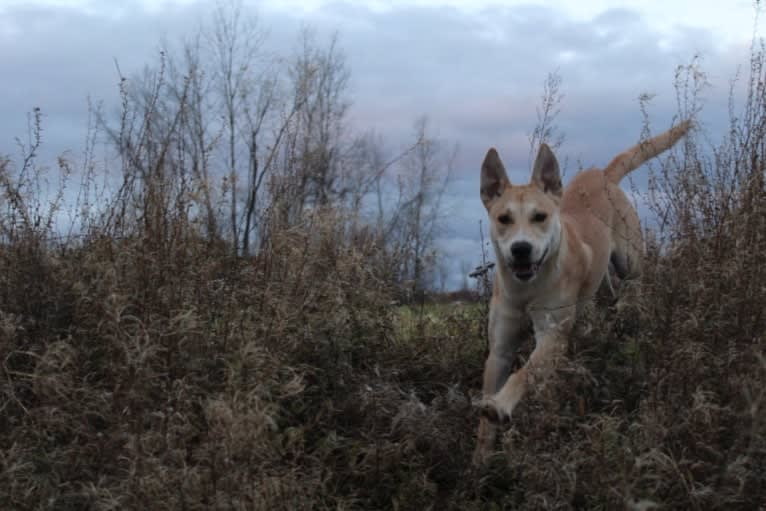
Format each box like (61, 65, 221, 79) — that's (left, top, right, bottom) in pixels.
(604, 120, 692, 184)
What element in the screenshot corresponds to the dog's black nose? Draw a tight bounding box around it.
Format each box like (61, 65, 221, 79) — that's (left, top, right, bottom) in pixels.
(510, 241, 532, 260)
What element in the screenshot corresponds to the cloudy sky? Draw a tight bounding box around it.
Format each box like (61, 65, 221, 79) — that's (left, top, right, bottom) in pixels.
(0, 0, 758, 288)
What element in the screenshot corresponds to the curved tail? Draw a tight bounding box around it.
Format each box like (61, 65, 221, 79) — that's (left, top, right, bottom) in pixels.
(604, 120, 692, 184)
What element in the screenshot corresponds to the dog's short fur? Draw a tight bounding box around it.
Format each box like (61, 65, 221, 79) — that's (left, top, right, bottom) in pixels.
(473, 121, 692, 465)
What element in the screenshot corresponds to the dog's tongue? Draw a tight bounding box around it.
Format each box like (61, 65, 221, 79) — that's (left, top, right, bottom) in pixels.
(512, 262, 539, 281)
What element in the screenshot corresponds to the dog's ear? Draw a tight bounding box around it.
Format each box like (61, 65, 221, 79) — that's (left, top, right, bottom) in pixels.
(531, 143, 562, 197)
(481, 148, 510, 208)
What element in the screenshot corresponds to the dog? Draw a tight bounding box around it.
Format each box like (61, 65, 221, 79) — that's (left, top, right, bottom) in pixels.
(472, 121, 692, 465)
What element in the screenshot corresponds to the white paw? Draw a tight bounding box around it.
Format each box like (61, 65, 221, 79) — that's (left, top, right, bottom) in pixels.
(475, 396, 512, 424)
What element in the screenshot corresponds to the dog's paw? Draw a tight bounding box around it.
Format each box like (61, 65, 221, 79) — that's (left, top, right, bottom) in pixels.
(475, 397, 511, 424)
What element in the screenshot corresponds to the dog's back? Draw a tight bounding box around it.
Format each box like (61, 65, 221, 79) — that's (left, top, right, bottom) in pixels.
(561, 121, 692, 291)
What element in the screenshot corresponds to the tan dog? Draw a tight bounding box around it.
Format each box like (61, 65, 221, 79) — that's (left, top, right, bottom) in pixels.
(473, 121, 692, 465)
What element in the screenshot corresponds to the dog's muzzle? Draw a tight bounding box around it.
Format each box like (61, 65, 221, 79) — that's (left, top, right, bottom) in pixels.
(510, 247, 548, 282)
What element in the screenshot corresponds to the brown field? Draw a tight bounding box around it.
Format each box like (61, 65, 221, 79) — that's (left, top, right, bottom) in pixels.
(1, 16, 765, 511)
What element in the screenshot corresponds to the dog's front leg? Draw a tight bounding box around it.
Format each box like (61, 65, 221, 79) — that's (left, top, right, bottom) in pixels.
(473, 306, 526, 465)
(479, 305, 575, 424)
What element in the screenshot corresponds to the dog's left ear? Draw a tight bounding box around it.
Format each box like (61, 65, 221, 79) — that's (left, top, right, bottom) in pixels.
(531, 143, 562, 197)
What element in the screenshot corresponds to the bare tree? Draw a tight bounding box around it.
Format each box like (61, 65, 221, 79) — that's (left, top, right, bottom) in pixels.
(179, 33, 220, 241)
(208, 0, 268, 253)
(173, 0, 312, 253)
(105, 52, 194, 238)
(291, 29, 349, 210)
(389, 117, 455, 301)
(96, 0, 460, 283)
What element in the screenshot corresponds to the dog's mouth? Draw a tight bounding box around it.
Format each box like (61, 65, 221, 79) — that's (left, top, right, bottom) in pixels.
(510, 248, 548, 282)
(511, 262, 539, 281)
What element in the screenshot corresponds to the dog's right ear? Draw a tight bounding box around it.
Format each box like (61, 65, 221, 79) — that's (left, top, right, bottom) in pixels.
(481, 148, 510, 209)
(531, 143, 562, 197)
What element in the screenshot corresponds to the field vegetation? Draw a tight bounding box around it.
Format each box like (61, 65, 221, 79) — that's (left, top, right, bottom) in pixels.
(0, 4, 764, 509)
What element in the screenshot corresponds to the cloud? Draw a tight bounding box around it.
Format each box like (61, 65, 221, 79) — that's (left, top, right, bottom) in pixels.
(329, 2, 737, 169)
(0, 2, 203, 158)
(0, 1, 747, 162)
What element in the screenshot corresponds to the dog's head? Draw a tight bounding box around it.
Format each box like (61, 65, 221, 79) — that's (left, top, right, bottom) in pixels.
(480, 144, 563, 283)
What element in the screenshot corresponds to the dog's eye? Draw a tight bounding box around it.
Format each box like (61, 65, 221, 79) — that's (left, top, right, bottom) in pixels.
(531, 212, 548, 223)
(498, 214, 513, 225)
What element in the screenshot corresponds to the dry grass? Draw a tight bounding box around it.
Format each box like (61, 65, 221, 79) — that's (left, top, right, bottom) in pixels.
(1, 44, 766, 511)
